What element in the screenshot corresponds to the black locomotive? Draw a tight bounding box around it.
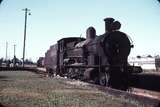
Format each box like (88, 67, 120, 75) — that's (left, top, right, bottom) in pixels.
(44, 17, 142, 90)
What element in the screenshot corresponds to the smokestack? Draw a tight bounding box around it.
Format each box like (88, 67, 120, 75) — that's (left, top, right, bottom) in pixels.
(104, 17, 114, 33)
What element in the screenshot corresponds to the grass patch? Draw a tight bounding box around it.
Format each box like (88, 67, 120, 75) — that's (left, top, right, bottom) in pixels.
(0, 71, 150, 107)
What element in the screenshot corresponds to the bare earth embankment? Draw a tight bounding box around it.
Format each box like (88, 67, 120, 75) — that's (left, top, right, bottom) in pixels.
(0, 71, 151, 107)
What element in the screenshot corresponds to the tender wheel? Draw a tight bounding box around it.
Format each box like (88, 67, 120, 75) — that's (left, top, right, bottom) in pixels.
(99, 72, 110, 86)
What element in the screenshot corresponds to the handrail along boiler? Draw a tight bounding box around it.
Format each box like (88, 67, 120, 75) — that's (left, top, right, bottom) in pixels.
(44, 17, 142, 90)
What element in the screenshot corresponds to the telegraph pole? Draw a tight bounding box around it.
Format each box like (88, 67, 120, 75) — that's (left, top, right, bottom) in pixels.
(22, 8, 31, 67)
(14, 44, 16, 57)
(5, 42, 8, 60)
(13, 44, 16, 67)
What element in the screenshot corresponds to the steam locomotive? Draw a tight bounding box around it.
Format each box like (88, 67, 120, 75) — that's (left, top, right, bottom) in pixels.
(43, 17, 142, 90)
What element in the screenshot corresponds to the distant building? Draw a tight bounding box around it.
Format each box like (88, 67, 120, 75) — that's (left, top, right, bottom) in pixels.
(128, 56, 156, 70)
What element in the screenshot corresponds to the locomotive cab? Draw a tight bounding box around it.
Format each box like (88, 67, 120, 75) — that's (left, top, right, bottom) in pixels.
(57, 37, 85, 76)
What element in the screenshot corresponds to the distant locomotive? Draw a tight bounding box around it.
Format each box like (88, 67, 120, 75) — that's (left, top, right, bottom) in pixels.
(37, 57, 45, 67)
(43, 17, 142, 90)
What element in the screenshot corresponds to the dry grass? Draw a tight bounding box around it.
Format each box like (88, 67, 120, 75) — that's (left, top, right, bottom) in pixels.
(0, 71, 150, 107)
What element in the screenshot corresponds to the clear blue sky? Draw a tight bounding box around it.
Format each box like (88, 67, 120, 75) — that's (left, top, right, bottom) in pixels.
(0, 0, 160, 62)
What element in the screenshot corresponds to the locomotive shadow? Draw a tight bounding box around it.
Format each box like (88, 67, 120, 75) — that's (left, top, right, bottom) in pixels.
(131, 73, 160, 92)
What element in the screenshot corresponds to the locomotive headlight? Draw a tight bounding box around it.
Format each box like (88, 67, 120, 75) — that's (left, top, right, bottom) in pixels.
(111, 21, 121, 31)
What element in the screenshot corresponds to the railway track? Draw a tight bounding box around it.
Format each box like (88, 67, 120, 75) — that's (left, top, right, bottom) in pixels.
(131, 88, 160, 100)
(89, 85, 160, 107)
(0, 67, 160, 106)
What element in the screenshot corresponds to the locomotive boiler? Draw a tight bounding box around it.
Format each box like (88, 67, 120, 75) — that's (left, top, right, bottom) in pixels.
(44, 17, 142, 90)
